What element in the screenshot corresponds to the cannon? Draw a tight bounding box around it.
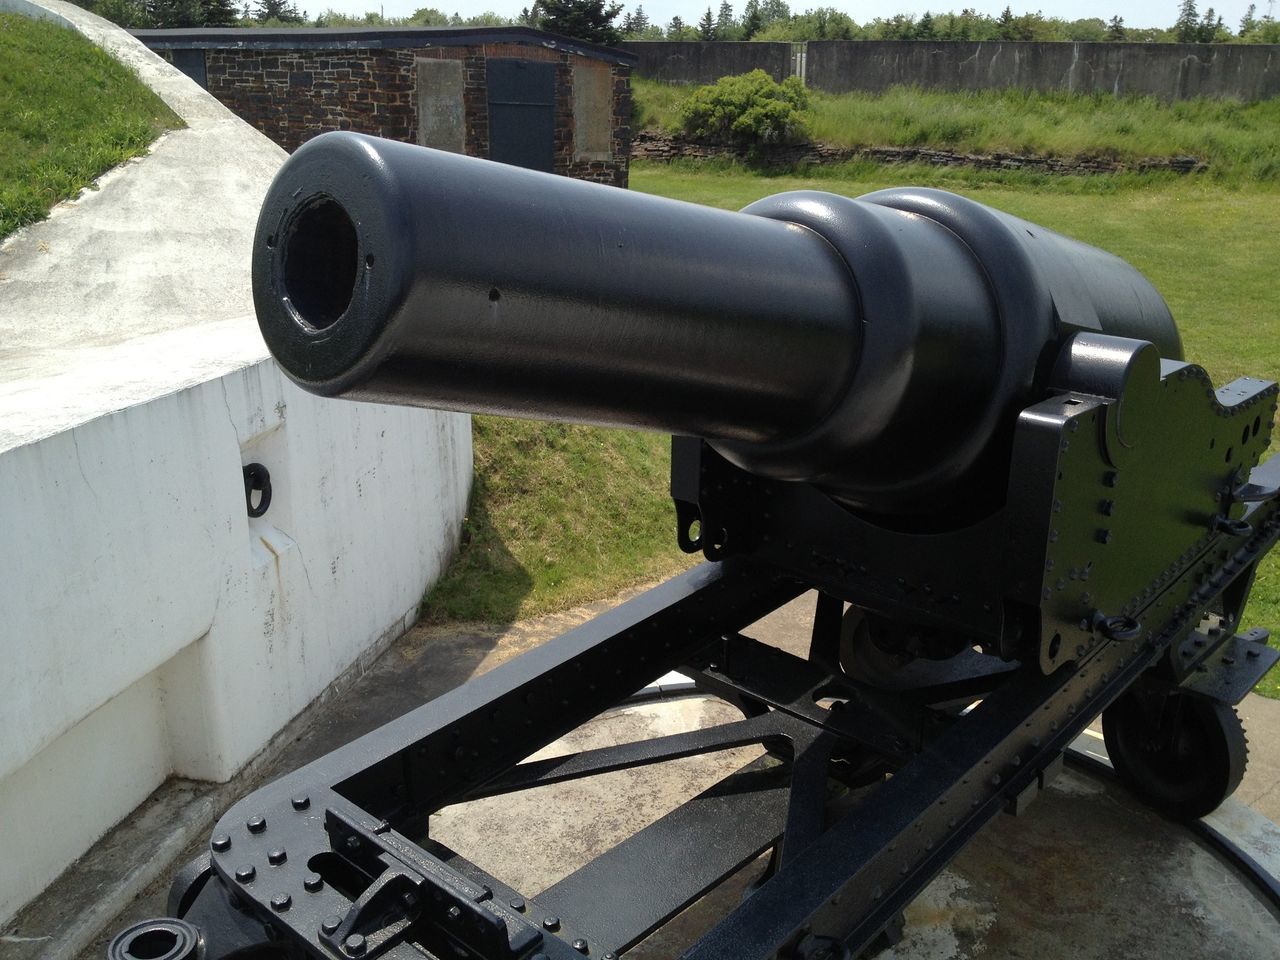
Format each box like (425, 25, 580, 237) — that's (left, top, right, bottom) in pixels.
(111, 133, 1280, 960)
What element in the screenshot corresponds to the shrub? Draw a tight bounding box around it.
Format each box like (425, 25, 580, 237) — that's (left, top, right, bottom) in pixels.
(678, 70, 811, 145)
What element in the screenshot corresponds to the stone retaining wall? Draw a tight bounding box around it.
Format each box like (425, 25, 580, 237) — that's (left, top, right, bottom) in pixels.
(631, 130, 1205, 176)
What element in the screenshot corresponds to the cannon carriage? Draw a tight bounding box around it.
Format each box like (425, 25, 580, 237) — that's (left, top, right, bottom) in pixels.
(111, 133, 1279, 960)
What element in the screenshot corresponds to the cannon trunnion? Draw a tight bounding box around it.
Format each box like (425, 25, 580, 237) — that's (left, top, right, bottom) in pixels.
(111, 135, 1279, 960)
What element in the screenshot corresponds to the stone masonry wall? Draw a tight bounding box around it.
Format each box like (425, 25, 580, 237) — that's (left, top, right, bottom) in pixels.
(184, 42, 630, 186)
(631, 130, 1205, 176)
(205, 48, 418, 152)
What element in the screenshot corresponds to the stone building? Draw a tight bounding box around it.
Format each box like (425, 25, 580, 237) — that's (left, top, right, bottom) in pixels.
(134, 27, 636, 186)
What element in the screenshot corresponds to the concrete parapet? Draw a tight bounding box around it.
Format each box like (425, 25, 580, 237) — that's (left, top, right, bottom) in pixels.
(0, 0, 472, 927)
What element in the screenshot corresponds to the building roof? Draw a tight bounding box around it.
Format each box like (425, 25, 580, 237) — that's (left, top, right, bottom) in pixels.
(131, 26, 637, 65)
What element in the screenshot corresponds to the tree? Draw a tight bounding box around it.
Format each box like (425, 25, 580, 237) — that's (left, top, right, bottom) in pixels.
(698, 5, 715, 38)
(997, 5, 1015, 39)
(716, 0, 735, 38)
(252, 0, 302, 21)
(740, 0, 762, 37)
(517, 4, 540, 26)
(93, 0, 152, 26)
(538, 0, 623, 44)
(668, 14, 698, 39)
(1174, 0, 1199, 41)
(147, 0, 203, 26)
(1106, 14, 1126, 39)
(201, 0, 239, 25)
(917, 10, 936, 38)
(409, 6, 452, 24)
(1239, 3, 1258, 35)
(757, 0, 788, 27)
(1197, 5, 1225, 39)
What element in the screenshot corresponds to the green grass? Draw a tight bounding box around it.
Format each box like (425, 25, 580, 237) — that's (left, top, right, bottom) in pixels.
(633, 78, 1280, 182)
(422, 418, 694, 623)
(0, 13, 181, 239)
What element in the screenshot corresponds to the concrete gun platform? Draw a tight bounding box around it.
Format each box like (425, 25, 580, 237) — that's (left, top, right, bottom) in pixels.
(33, 588, 1276, 960)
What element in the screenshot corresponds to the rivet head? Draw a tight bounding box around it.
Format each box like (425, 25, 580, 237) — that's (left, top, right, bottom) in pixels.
(271, 893, 292, 912)
(268, 848, 287, 865)
(321, 916, 342, 935)
(234, 864, 256, 883)
(573, 938, 589, 953)
(211, 834, 231, 852)
(304, 873, 324, 892)
(542, 916, 561, 931)
(291, 795, 311, 811)
(246, 815, 267, 834)
(345, 933, 367, 956)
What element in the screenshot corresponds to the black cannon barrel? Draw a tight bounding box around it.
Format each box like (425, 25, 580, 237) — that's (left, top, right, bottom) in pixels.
(254, 132, 1180, 513)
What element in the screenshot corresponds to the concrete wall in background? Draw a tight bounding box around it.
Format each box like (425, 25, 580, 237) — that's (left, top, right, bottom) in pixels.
(620, 41, 792, 84)
(804, 40, 1280, 100)
(621, 39, 1280, 102)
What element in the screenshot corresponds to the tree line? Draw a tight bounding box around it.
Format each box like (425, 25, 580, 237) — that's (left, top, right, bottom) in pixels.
(73, 0, 1280, 46)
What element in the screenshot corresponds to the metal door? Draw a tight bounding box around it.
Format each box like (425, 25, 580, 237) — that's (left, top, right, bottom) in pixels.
(487, 59, 556, 173)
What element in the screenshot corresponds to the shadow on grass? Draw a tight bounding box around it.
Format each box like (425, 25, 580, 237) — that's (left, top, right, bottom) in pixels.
(420, 469, 535, 628)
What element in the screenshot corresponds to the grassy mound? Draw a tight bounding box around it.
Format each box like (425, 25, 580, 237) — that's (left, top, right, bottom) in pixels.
(634, 77, 1280, 182)
(422, 418, 695, 624)
(0, 13, 180, 239)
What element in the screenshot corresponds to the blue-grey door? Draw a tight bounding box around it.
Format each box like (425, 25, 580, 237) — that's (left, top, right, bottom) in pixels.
(487, 59, 556, 173)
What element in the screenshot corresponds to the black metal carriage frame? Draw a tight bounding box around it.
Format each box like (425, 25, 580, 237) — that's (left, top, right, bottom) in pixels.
(138, 337, 1280, 960)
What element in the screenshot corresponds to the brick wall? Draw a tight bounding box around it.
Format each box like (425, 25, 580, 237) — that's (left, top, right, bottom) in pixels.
(164, 41, 631, 186)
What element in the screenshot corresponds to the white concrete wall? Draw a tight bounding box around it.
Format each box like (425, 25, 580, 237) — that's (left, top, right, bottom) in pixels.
(0, 357, 471, 925)
(0, 1, 474, 926)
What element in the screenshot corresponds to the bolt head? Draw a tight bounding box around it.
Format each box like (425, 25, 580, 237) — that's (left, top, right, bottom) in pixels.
(447, 906, 462, 921)
(304, 873, 324, 892)
(542, 915, 561, 931)
(211, 834, 231, 852)
(234, 864, 256, 883)
(268, 848, 287, 865)
(246, 815, 267, 834)
(321, 916, 342, 935)
(345, 933, 367, 956)
(573, 938, 589, 953)
(509, 897, 526, 912)
(271, 893, 292, 912)
(291, 795, 311, 811)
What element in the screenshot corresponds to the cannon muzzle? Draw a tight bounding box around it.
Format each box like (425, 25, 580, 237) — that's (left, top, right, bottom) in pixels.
(254, 132, 1180, 513)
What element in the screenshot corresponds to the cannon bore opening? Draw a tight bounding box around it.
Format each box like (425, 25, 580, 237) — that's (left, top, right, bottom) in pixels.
(281, 195, 358, 331)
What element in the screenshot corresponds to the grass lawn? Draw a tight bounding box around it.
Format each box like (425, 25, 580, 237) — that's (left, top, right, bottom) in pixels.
(0, 13, 180, 239)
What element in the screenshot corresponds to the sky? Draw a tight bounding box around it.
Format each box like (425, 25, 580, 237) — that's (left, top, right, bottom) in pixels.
(306, 0, 1273, 33)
